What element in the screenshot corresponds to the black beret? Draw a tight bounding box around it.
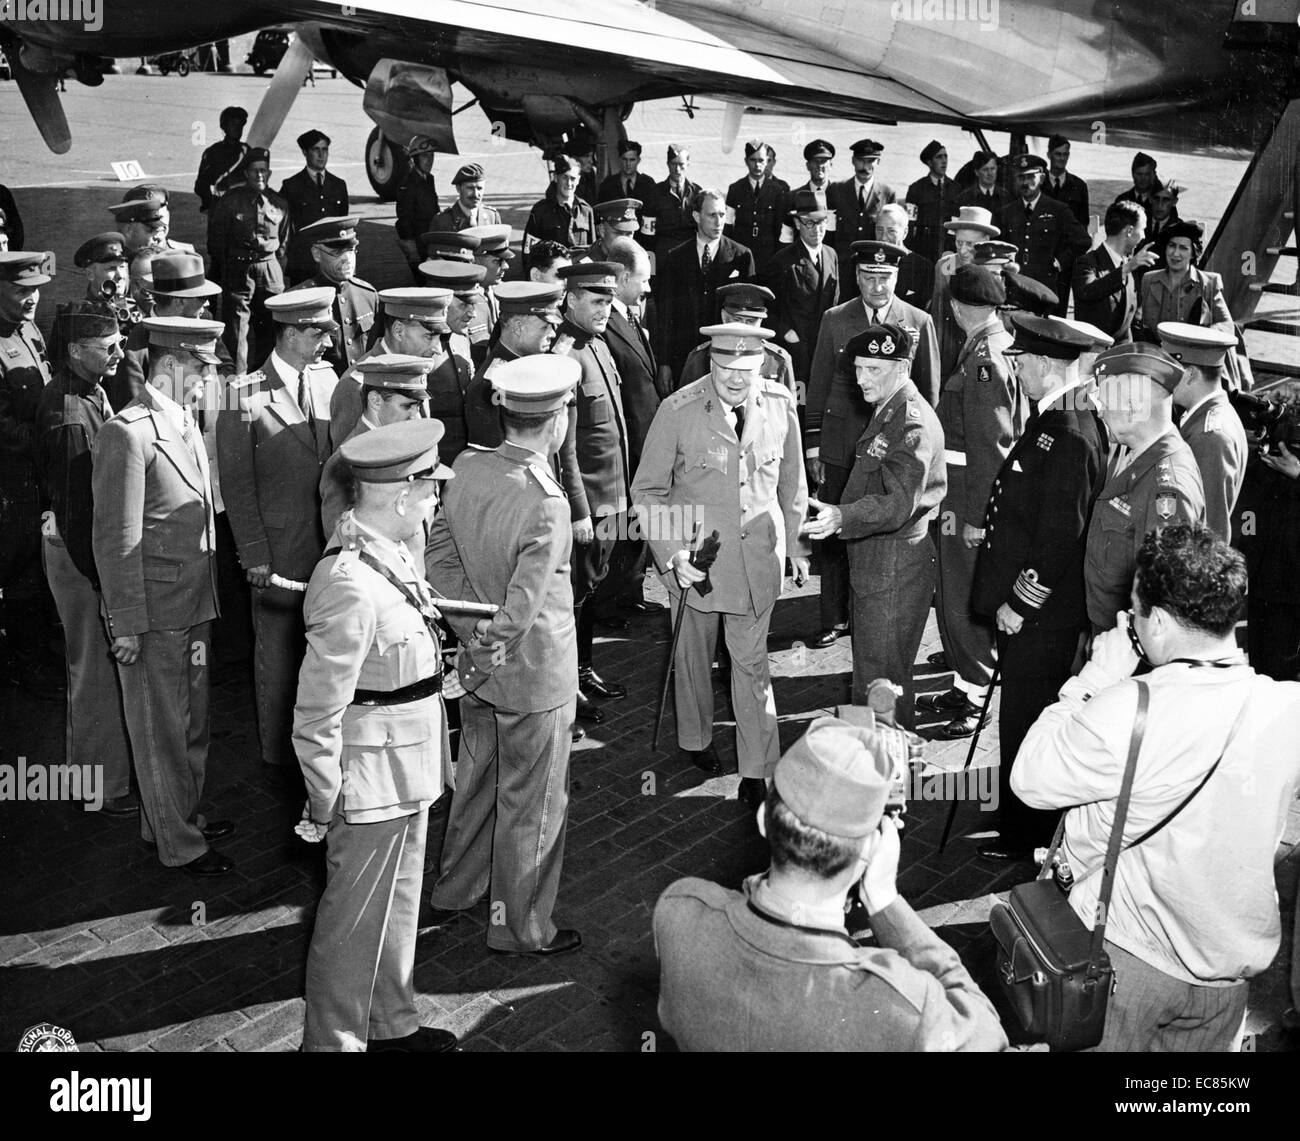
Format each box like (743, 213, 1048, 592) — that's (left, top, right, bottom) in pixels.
(920, 140, 945, 164)
(297, 129, 330, 151)
(845, 322, 913, 362)
(949, 264, 1006, 307)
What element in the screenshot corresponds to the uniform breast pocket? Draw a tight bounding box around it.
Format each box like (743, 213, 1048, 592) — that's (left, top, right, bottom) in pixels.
(578, 390, 609, 427)
(358, 311, 374, 333)
(697, 448, 728, 476)
(1096, 501, 1134, 565)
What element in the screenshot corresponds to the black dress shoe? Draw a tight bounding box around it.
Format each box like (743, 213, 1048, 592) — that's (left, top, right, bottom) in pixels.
(926, 650, 950, 670)
(368, 1027, 458, 1053)
(809, 629, 840, 648)
(619, 598, 667, 614)
(737, 777, 767, 810)
(490, 928, 582, 957)
(679, 745, 722, 775)
(571, 725, 586, 743)
(180, 849, 234, 876)
(96, 795, 140, 818)
(594, 613, 630, 632)
(200, 819, 236, 842)
(579, 666, 626, 701)
(917, 688, 973, 714)
(575, 689, 603, 723)
(977, 841, 1034, 862)
(934, 712, 983, 739)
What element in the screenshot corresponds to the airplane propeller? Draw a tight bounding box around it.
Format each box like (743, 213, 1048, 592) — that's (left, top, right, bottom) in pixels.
(246, 32, 316, 150)
(719, 101, 744, 155)
(7, 42, 71, 154)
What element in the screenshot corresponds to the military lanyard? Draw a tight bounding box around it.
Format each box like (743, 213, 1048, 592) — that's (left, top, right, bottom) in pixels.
(321, 545, 442, 643)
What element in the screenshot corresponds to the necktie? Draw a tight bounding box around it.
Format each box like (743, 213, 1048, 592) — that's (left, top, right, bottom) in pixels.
(733, 403, 746, 440)
(316, 173, 324, 189)
(858, 183, 866, 213)
(298, 369, 317, 447)
(701, 243, 712, 273)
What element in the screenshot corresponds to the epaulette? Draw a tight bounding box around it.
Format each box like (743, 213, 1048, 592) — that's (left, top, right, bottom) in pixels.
(527, 462, 564, 498)
(330, 514, 364, 577)
(1203, 406, 1222, 433)
(1155, 458, 1178, 488)
(350, 276, 377, 293)
(228, 370, 266, 391)
(665, 381, 708, 411)
(116, 404, 150, 423)
(760, 377, 793, 399)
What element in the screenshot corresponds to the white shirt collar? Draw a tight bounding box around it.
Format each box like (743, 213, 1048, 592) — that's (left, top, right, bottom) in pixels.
(750, 176, 763, 192)
(801, 240, 823, 260)
(696, 235, 720, 259)
(270, 350, 300, 390)
(360, 412, 379, 431)
(1023, 191, 1042, 209)
(1101, 241, 1124, 268)
(611, 296, 629, 318)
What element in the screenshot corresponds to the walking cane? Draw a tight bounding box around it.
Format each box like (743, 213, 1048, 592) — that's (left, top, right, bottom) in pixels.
(937, 662, 1000, 854)
(651, 529, 721, 751)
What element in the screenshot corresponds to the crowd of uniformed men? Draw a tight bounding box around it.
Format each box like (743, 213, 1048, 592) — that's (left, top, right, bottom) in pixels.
(2, 109, 1298, 1052)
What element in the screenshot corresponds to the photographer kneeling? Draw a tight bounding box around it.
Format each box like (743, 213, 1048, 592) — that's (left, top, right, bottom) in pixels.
(653, 717, 1008, 1051)
(1013, 523, 1300, 1051)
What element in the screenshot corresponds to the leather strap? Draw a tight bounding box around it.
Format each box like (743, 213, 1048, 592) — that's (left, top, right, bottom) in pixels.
(321, 544, 442, 643)
(352, 672, 442, 706)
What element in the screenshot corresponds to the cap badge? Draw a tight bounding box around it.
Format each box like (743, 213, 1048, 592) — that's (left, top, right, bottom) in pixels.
(881, 335, 896, 354)
(873, 249, 886, 263)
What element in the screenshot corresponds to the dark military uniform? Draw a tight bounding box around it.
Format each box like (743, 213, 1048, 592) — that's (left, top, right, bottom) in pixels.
(194, 139, 249, 214)
(973, 383, 1104, 848)
(524, 194, 595, 251)
(905, 174, 961, 265)
(826, 177, 898, 297)
(287, 273, 380, 373)
(998, 194, 1089, 314)
(394, 170, 440, 244)
(644, 178, 701, 258)
(279, 168, 350, 284)
(1084, 428, 1205, 631)
(838, 379, 946, 729)
(1043, 172, 1090, 227)
(935, 317, 1025, 698)
(724, 175, 788, 273)
(428, 202, 502, 234)
(1179, 392, 1247, 542)
(0, 314, 52, 616)
(208, 185, 290, 373)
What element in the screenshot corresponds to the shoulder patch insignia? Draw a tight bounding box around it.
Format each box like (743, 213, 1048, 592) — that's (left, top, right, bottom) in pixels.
(1155, 495, 1175, 521)
(527, 462, 564, 498)
(904, 427, 923, 449)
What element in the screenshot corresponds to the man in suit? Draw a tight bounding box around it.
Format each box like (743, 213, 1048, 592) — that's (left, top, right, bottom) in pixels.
(1159, 323, 1248, 542)
(295, 419, 458, 1050)
(208, 147, 289, 373)
(653, 187, 755, 390)
(429, 163, 501, 234)
(603, 238, 663, 614)
(956, 149, 1011, 216)
(597, 140, 657, 249)
(425, 355, 584, 956)
(905, 140, 960, 267)
(279, 129, 350, 284)
(524, 155, 595, 252)
(92, 316, 232, 874)
(328, 287, 462, 452)
(643, 144, 701, 261)
(931, 206, 1000, 377)
(216, 289, 339, 789)
(971, 315, 1106, 860)
(761, 188, 839, 411)
(998, 154, 1090, 317)
(802, 324, 947, 731)
(804, 241, 940, 647)
(724, 141, 788, 273)
(463, 281, 563, 449)
(552, 262, 632, 719)
(35, 304, 134, 815)
(319, 354, 433, 538)
(876, 204, 934, 314)
(394, 135, 440, 284)
(633, 324, 809, 809)
(286, 216, 379, 374)
(826, 139, 898, 301)
(677, 283, 796, 397)
(923, 265, 1024, 738)
(1072, 201, 1154, 346)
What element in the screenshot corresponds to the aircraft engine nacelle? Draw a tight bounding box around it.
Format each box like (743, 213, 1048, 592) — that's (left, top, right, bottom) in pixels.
(363, 59, 457, 155)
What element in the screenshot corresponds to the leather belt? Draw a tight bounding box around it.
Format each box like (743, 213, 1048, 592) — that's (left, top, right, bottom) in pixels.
(944, 449, 967, 466)
(352, 673, 443, 706)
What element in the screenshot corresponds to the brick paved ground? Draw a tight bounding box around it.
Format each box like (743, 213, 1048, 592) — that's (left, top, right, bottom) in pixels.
(2, 577, 1296, 1053)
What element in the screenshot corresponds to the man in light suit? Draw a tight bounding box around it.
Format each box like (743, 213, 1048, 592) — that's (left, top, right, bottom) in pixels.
(295, 419, 458, 1051)
(826, 139, 897, 301)
(804, 241, 940, 647)
(760, 188, 839, 413)
(1071, 201, 1153, 346)
(92, 317, 232, 874)
(633, 324, 809, 811)
(425, 355, 584, 956)
(653, 188, 755, 389)
(676, 283, 796, 397)
(217, 289, 339, 789)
